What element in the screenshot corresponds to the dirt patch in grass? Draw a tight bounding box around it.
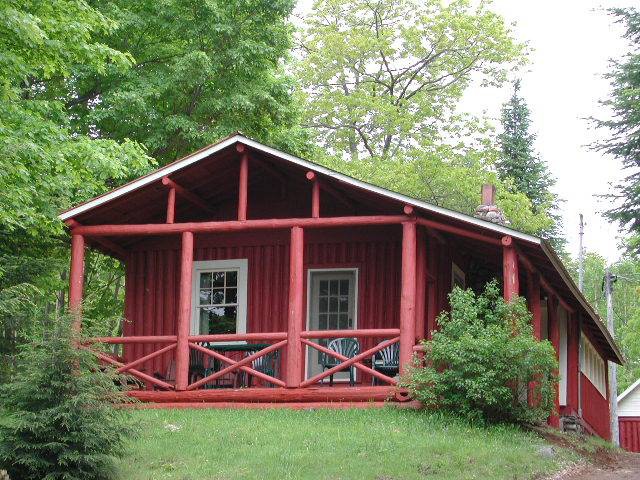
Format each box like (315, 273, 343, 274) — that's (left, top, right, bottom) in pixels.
(531, 426, 618, 468)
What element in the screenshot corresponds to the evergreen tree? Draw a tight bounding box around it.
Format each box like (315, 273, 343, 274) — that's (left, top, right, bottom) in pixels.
(594, 8, 640, 254)
(497, 81, 563, 248)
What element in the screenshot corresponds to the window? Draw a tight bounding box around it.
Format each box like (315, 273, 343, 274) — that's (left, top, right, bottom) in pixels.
(580, 333, 607, 398)
(191, 259, 248, 340)
(451, 262, 465, 289)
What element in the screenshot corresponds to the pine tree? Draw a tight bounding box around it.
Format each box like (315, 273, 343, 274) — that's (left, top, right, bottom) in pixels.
(594, 8, 640, 254)
(497, 81, 564, 248)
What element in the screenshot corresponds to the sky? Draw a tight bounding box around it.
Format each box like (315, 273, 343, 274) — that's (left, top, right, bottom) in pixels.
(295, 0, 636, 264)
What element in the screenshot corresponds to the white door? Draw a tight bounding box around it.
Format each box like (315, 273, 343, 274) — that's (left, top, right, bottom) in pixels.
(306, 269, 357, 381)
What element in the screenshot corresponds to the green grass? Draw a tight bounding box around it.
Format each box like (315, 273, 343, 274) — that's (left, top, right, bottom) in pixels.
(117, 407, 577, 480)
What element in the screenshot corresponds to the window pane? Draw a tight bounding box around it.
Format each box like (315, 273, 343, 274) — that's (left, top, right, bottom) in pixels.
(329, 313, 338, 330)
(329, 297, 338, 313)
(226, 270, 237, 287)
(318, 313, 327, 329)
(329, 280, 338, 295)
(226, 287, 237, 304)
(212, 272, 225, 287)
(212, 289, 225, 305)
(339, 296, 348, 313)
(201, 306, 237, 335)
(319, 297, 328, 313)
(199, 289, 212, 306)
(319, 280, 328, 296)
(340, 279, 349, 295)
(200, 272, 212, 288)
(338, 313, 348, 328)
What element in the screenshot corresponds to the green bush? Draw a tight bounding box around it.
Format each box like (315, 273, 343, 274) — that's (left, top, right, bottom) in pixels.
(0, 316, 135, 480)
(404, 280, 558, 425)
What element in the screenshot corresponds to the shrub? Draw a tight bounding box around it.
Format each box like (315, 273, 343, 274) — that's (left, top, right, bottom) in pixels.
(0, 316, 135, 480)
(403, 280, 558, 425)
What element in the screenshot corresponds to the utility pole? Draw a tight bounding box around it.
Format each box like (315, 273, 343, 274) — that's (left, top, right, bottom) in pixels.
(578, 214, 584, 291)
(605, 268, 619, 446)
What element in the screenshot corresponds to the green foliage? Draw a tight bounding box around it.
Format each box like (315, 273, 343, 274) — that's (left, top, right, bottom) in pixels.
(497, 81, 564, 250)
(297, 0, 524, 161)
(0, 316, 135, 480)
(594, 8, 640, 252)
(404, 281, 558, 425)
(64, 0, 308, 164)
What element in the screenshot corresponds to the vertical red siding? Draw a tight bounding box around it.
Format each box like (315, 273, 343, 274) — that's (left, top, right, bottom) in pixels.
(581, 373, 611, 440)
(620, 418, 640, 452)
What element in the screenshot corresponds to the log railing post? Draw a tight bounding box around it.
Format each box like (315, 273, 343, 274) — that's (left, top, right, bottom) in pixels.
(306, 171, 321, 218)
(69, 234, 85, 332)
(175, 231, 194, 391)
(286, 226, 304, 387)
(399, 221, 417, 374)
(502, 236, 519, 301)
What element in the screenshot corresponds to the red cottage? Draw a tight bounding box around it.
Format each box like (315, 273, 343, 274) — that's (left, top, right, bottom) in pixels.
(60, 134, 622, 438)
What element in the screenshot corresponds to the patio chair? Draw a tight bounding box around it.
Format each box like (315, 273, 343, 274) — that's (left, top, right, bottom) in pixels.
(319, 337, 360, 386)
(371, 341, 399, 385)
(189, 344, 207, 385)
(245, 350, 280, 388)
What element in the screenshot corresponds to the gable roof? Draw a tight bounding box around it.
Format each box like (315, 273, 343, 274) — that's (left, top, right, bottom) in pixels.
(619, 378, 640, 404)
(58, 133, 623, 364)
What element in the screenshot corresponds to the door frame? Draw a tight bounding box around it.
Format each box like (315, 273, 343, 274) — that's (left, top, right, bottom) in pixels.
(305, 267, 359, 381)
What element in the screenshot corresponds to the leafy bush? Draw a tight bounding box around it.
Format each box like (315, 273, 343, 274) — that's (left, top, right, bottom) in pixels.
(404, 280, 558, 425)
(0, 316, 135, 480)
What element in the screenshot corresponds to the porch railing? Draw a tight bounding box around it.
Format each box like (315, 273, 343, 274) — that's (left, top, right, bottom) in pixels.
(84, 327, 407, 391)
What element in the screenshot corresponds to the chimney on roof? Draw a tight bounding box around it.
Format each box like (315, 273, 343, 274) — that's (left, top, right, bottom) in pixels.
(474, 183, 510, 226)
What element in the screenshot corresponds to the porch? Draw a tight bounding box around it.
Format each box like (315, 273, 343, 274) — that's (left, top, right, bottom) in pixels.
(61, 135, 622, 410)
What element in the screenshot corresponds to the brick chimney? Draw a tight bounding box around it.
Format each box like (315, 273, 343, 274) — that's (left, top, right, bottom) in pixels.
(473, 183, 510, 225)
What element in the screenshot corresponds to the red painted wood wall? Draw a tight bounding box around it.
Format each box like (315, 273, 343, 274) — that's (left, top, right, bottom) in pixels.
(620, 418, 640, 452)
(121, 226, 439, 378)
(581, 372, 611, 440)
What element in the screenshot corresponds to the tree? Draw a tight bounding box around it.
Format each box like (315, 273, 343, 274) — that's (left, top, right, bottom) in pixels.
(497, 81, 563, 248)
(0, 0, 154, 380)
(297, 0, 524, 161)
(0, 316, 134, 480)
(403, 281, 558, 425)
(594, 8, 640, 253)
(63, 0, 307, 164)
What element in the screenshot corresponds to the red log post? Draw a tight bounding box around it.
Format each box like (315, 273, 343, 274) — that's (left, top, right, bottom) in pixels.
(238, 152, 249, 221)
(286, 226, 304, 387)
(399, 221, 417, 374)
(306, 171, 321, 218)
(528, 271, 542, 340)
(548, 295, 561, 427)
(414, 228, 427, 342)
(69, 234, 85, 332)
(175, 231, 194, 391)
(426, 240, 438, 338)
(166, 187, 176, 224)
(502, 236, 519, 301)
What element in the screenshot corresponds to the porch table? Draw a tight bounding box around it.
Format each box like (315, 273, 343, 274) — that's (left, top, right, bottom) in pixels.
(197, 343, 272, 388)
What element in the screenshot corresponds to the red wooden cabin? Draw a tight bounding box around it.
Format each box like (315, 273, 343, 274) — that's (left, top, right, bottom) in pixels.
(60, 134, 622, 437)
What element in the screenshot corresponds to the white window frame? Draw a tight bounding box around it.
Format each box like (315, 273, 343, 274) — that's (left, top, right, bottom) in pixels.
(191, 259, 248, 343)
(580, 333, 607, 398)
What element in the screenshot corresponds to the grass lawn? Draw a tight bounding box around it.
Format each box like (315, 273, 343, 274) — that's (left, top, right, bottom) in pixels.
(117, 407, 577, 480)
